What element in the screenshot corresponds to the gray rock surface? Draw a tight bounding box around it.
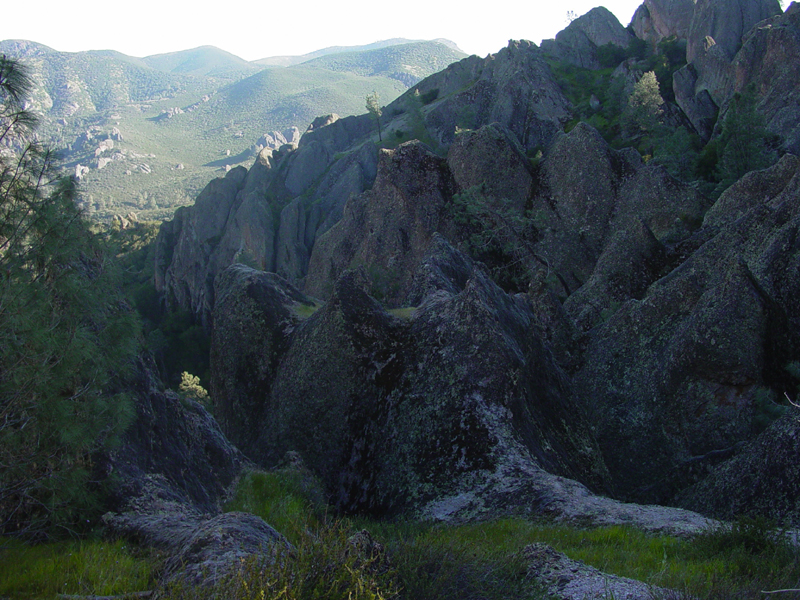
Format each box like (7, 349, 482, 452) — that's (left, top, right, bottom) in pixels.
(631, 0, 696, 44)
(673, 64, 719, 140)
(525, 543, 682, 600)
(687, 0, 782, 63)
(542, 7, 633, 69)
(211, 265, 316, 457)
(571, 155, 800, 504)
(422, 40, 572, 151)
(731, 3, 800, 153)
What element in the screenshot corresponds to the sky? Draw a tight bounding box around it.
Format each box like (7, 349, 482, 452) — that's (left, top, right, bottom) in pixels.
(1, 0, 645, 61)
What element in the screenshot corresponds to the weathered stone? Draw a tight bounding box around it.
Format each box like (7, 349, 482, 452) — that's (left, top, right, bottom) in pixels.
(542, 7, 633, 69)
(704, 154, 800, 229)
(447, 122, 533, 214)
(305, 141, 455, 303)
(673, 64, 719, 140)
(731, 3, 800, 153)
(687, 0, 782, 63)
(631, 0, 696, 44)
(423, 40, 572, 151)
(676, 411, 800, 524)
(525, 543, 683, 600)
(211, 265, 315, 457)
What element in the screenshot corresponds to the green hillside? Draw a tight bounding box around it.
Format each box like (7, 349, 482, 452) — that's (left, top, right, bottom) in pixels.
(142, 46, 262, 80)
(301, 40, 468, 84)
(0, 38, 467, 221)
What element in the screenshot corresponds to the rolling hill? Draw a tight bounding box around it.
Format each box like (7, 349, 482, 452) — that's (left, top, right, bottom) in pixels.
(0, 38, 468, 222)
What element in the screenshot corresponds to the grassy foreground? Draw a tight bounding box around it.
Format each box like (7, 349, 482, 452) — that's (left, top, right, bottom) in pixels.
(2, 469, 799, 599)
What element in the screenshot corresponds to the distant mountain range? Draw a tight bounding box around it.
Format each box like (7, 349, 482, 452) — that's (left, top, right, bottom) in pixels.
(0, 38, 467, 221)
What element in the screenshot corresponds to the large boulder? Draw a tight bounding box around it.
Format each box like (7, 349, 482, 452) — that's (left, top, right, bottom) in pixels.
(542, 7, 633, 69)
(569, 157, 800, 504)
(676, 410, 800, 524)
(731, 3, 800, 153)
(528, 122, 708, 297)
(687, 0, 782, 63)
(673, 64, 719, 140)
(422, 40, 572, 151)
(211, 265, 316, 457)
(305, 141, 456, 303)
(631, 0, 697, 44)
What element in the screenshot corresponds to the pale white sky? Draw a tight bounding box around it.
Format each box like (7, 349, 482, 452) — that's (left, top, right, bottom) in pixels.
(1, 1, 645, 61)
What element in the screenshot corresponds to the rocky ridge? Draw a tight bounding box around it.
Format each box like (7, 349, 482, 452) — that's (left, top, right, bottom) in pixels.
(149, 0, 800, 559)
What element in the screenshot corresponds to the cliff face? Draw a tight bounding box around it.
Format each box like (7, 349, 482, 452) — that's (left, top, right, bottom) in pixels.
(151, 5, 800, 526)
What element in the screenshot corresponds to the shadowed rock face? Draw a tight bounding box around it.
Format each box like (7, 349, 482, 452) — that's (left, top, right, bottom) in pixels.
(213, 241, 610, 517)
(631, 0, 697, 44)
(542, 7, 633, 69)
(571, 158, 800, 504)
(732, 3, 800, 153)
(422, 40, 573, 151)
(687, 0, 782, 63)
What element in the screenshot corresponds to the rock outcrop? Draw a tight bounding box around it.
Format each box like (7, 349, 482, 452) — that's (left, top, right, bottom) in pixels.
(541, 7, 633, 69)
(99, 356, 287, 588)
(571, 155, 800, 504)
(676, 410, 800, 524)
(731, 3, 800, 153)
(631, 0, 696, 44)
(420, 40, 573, 151)
(687, 0, 782, 63)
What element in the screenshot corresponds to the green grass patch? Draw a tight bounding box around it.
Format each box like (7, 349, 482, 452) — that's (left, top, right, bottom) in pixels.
(0, 538, 154, 600)
(292, 301, 323, 320)
(387, 307, 416, 319)
(224, 469, 326, 545)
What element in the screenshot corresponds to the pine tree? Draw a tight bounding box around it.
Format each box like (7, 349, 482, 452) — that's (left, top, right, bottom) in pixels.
(716, 87, 777, 189)
(0, 55, 140, 538)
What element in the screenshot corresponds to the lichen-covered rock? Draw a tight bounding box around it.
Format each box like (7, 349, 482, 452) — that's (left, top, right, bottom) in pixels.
(525, 542, 683, 599)
(423, 40, 572, 151)
(211, 265, 316, 457)
(673, 64, 719, 141)
(731, 3, 800, 153)
(529, 123, 707, 296)
(447, 122, 533, 213)
(163, 512, 290, 586)
(103, 355, 246, 515)
(687, 0, 782, 63)
(703, 154, 800, 229)
(305, 141, 455, 303)
(563, 219, 667, 332)
(676, 411, 800, 524)
(571, 164, 800, 504)
(631, 0, 696, 44)
(542, 7, 632, 69)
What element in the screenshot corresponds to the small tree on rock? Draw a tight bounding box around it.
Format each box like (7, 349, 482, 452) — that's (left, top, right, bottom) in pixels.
(366, 91, 382, 142)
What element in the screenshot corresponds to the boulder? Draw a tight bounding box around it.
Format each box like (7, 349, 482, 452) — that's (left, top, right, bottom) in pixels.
(570, 160, 800, 504)
(542, 7, 633, 69)
(676, 410, 800, 524)
(102, 355, 246, 515)
(631, 0, 696, 44)
(528, 122, 707, 296)
(447, 122, 533, 214)
(305, 141, 455, 303)
(687, 0, 782, 63)
(731, 3, 800, 153)
(211, 265, 316, 457)
(423, 40, 572, 151)
(673, 64, 719, 140)
(525, 543, 683, 600)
